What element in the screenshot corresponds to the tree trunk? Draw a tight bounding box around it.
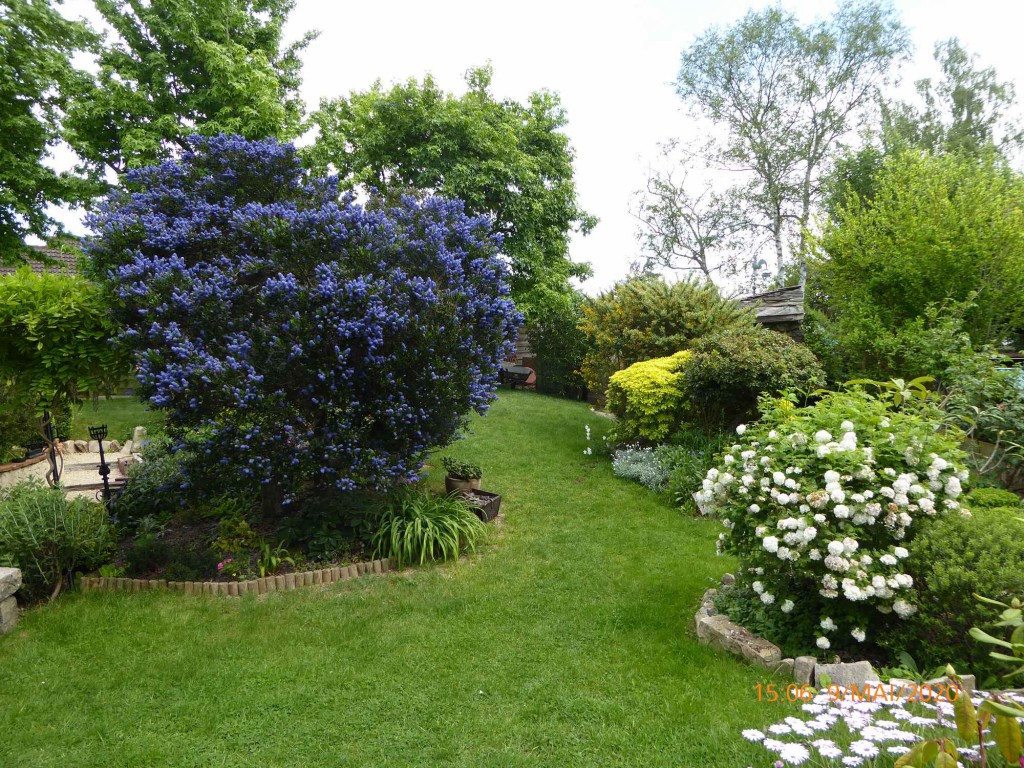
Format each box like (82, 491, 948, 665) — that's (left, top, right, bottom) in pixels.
(260, 481, 284, 519)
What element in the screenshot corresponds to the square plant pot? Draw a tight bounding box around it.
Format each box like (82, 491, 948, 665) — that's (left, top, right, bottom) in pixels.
(462, 489, 501, 521)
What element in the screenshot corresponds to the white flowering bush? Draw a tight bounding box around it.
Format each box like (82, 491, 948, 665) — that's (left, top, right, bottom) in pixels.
(696, 389, 970, 654)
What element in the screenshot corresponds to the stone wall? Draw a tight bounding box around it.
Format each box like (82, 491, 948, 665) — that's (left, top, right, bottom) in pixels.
(0, 567, 21, 634)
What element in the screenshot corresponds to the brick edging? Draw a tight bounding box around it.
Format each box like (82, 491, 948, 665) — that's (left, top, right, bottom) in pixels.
(80, 558, 391, 596)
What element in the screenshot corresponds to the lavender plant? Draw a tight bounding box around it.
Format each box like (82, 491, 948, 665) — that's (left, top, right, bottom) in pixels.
(86, 135, 521, 515)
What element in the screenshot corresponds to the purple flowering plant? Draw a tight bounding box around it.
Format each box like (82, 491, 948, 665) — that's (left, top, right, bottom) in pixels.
(86, 135, 521, 514)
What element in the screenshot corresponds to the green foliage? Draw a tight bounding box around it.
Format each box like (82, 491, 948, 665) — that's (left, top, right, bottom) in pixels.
(970, 593, 1024, 683)
(257, 540, 294, 578)
(124, 533, 170, 576)
(0, 381, 39, 464)
(965, 487, 1021, 510)
(810, 151, 1024, 379)
(521, 285, 589, 397)
(664, 427, 732, 514)
(372, 491, 485, 568)
(65, 0, 314, 173)
(0, 268, 130, 413)
(0, 479, 111, 601)
(894, 506, 1024, 680)
(211, 516, 260, 557)
(580, 275, 753, 395)
(606, 352, 691, 443)
(679, 325, 825, 431)
(306, 65, 595, 301)
(0, 0, 101, 262)
(942, 347, 1024, 485)
(114, 435, 188, 523)
(440, 457, 482, 481)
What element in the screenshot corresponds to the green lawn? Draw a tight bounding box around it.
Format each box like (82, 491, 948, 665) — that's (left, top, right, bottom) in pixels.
(0, 391, 784, 767)
(70, 396, 165, 443)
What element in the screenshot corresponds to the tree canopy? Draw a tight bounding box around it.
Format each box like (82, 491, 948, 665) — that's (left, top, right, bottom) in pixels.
(809, 150, 1024, 379)
(65, 0, 314, 173)
(0, 0, 100, 263)
(304, 66, 596, 303)
(675, 1, 910, 280)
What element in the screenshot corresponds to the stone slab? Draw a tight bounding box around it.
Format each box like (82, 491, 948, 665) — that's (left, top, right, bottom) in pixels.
(0, 595, 18, 634)
(794, 656, 817, 686)
(696, 614, 782, 667)
(815, 660, 879, 689)
(0, 567, 21, 601)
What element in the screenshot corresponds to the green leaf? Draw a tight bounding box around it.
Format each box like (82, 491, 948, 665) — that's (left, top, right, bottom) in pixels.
(992, 713, 1023, 763)
(970, 627, 1015, 649)
(981, 698, 1024, 718)
(953, 688, 978, 740)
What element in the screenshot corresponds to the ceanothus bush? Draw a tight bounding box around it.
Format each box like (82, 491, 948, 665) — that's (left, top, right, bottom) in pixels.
(86, 135, 521, 513)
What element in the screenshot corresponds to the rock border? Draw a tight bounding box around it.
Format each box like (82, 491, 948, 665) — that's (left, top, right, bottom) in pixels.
(80, 558, 392, 597)
(695, 573, 975, 692)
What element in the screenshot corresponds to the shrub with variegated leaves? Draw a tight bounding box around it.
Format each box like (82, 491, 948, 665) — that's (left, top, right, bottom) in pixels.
(695, 389, 970, 656)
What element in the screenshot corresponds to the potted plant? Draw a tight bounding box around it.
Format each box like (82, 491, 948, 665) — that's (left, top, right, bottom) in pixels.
(442, 457, 482, 494)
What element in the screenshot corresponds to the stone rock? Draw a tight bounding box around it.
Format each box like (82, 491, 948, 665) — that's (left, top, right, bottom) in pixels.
(794, 656, 817, 686)
(771, 658, 795, 679)
(88, 440, 100, 452)
(74, 440, 89, 453)
(108, 440, 121, 452)
(0, 595, 18, 634)
(721, 573, 736, 587)
(696, 614, 782, 667)
(132, 426, 147, 444)
(0, 567, 21, 601)
(926, 674, 976, 694)
(700, 587, 718, 605)
(815, 661, 879, 689)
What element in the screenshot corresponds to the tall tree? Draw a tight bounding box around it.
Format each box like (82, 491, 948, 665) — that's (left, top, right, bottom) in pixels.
(826, 40, 1024, 218)
(632, 141, 751, 283)
(305, 65, 596, 303)
(65, 0, 315, 173)
(0, 0, 100, 263)
(885, 38, 1024, 158)
(676, 1, 910, 278)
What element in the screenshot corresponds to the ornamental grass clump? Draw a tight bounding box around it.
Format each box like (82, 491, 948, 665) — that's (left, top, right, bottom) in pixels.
(695, 389, 970, 656)
(372, 491, 486, 567)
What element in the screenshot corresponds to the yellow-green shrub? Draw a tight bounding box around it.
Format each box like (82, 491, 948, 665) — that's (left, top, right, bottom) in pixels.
(606, 351, 691, 443)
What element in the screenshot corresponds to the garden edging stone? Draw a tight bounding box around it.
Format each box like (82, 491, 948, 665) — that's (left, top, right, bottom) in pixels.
(696, 573, 889, 687)
(80, 558, 392, 597)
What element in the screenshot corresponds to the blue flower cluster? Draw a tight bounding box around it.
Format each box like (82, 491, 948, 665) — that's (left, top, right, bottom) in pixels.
(86, 135, 521, 504)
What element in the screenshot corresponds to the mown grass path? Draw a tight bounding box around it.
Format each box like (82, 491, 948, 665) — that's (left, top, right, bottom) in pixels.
(0, 392, 778, 767)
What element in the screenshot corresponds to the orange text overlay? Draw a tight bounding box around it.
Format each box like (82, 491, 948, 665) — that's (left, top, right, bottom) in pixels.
(755, 682, 962, 704)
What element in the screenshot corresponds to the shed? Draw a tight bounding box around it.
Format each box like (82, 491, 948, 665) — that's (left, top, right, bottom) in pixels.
(740, 284, 805, 341)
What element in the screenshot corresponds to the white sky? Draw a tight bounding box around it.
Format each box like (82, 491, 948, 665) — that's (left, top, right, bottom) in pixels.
(52, 0, 1024, 294)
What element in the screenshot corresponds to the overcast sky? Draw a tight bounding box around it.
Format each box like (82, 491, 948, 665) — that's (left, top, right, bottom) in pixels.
(55, 0, 1024, 294)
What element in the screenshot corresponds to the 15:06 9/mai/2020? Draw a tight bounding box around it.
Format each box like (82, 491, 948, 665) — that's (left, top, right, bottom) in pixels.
(755, 682, 961, 703)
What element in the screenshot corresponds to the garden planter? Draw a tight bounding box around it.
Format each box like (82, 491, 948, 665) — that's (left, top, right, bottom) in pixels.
(462, 489, 502, 521)
(445, 476, 481, 494)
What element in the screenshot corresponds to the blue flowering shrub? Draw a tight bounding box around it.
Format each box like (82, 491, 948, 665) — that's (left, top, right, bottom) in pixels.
(87, 135, 521, 515)
(695, 389, 970, 658)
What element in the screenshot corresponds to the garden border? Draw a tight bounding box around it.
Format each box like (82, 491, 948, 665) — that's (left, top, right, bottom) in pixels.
(694, 573, 976, 692)
(80, 558, 392, 597)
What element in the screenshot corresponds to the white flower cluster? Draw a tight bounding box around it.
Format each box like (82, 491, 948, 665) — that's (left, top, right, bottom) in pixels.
(742, 688, 1024, 766)
(695, 418, 969, 647)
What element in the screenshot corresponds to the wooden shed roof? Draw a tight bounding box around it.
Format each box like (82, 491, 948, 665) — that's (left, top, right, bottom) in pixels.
(740, 284, 805, 325)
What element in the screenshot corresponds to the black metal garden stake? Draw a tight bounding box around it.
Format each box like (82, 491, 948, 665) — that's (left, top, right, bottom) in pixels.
(89, 424, 111, 503)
